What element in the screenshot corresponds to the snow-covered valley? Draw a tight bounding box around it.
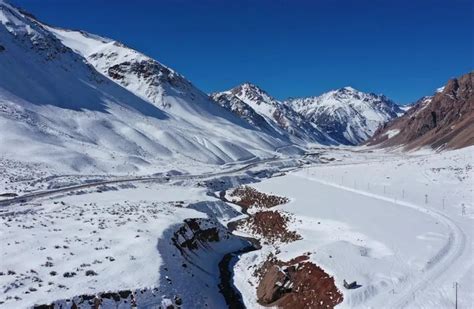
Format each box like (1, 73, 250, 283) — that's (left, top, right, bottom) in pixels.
(1, 1, 473, 308)
(1, 147, 472, 308)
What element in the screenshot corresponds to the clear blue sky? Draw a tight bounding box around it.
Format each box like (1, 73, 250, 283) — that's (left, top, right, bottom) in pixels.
(11, 0, 473, 103)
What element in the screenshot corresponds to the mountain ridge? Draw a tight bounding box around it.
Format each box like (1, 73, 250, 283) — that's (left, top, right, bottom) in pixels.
(214, 82, 402, 145)
(0, 2, 295, 174)
(366, 72, 474, 150)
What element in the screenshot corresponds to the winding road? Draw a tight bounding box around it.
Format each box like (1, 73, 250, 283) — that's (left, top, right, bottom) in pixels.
(0, 156, 295, 208)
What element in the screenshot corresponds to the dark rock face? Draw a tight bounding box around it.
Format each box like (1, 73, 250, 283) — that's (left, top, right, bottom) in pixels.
(104, 59, 182, 88)
(367, 72, 474, 150)
(0, 44, 5, 52)
(171, 218, 226, 255)
(89, 50, 196, 109)
(256, 255, 343, 309)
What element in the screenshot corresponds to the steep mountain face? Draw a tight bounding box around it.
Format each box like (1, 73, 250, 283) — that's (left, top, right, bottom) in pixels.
(366, 72, 474, 150)
(48, 27, 204, 114)
(213, 83, 335, 145)
(0, 2, 290, 174)
(288, 87, 403, 145)
(210, 92, 283, 136)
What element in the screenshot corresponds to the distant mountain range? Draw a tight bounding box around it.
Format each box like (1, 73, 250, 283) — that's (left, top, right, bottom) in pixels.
(0, 0, 471, 175)
(213, 84, 403, 145)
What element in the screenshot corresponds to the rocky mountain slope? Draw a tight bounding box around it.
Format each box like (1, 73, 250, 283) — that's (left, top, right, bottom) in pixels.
(0, 1, 295, 174)
(212, 83, 334, 144)
(215, 84, 402, 145)
(366, 72, 474, 150)
(288, 87, 403, 145)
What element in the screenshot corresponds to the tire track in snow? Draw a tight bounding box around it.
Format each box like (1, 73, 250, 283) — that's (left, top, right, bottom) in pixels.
(299, 175, 466, 308)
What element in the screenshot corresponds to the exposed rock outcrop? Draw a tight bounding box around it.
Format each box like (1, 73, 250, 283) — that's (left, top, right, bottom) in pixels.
(212, 83, 333, 144)
(367, 72, 474, 150)
(256, 255, 343, 309)
(236, 210, 301, 244)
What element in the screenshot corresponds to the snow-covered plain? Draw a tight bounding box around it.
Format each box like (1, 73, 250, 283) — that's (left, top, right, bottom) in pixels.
(0, 178, 247, 308)
(234, 146, 473, 309)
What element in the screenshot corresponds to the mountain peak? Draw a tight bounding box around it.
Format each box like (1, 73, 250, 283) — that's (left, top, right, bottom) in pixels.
(233, 82, 267, 95)
(340, 86, 357, 92)
(229, 82, 279, 107)
(288, 87, 402, 145)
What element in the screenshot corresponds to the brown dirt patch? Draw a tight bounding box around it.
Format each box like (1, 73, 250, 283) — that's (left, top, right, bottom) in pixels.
(255, 254, 343, 309)
(229, 186, 289, 210)
(235, 211, 301, 244)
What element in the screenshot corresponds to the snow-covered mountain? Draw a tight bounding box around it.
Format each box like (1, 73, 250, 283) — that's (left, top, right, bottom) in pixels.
(212, 83, 335, 145)
(214, 84, 401, 146)
(210, 91, 283, 137)
(288, 87, 403, 145)
(0, 2, 293, 174)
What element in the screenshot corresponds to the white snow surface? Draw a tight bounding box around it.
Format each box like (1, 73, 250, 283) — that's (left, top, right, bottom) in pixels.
(234, 146, 473, 309)
(0, 141, 472, 308)
(384, 129, 401, 139)
(0, 181, 245, 308)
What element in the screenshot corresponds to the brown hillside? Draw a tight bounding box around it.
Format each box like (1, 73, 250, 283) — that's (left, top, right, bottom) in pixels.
(366, 72, 473, 150)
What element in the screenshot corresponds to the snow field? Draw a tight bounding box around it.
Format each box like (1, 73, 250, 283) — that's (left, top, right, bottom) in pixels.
(234, 147, 473, 308)
(0, 182, 231, 308)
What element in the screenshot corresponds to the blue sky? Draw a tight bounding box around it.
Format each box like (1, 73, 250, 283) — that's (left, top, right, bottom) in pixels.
(11, 0, 473, 103)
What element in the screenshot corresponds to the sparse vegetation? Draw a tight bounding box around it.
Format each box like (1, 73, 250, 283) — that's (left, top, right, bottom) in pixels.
(229, 186, 289, 210)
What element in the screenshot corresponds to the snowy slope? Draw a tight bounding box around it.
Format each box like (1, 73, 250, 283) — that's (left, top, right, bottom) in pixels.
(213, 83, 335, 145)
(288, 87, 402, 145)
(0, 2, 291, 175)
(47, 26, 298, 143)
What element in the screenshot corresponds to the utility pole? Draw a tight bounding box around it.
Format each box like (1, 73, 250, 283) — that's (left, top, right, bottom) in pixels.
(454, 281, 458, 309)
